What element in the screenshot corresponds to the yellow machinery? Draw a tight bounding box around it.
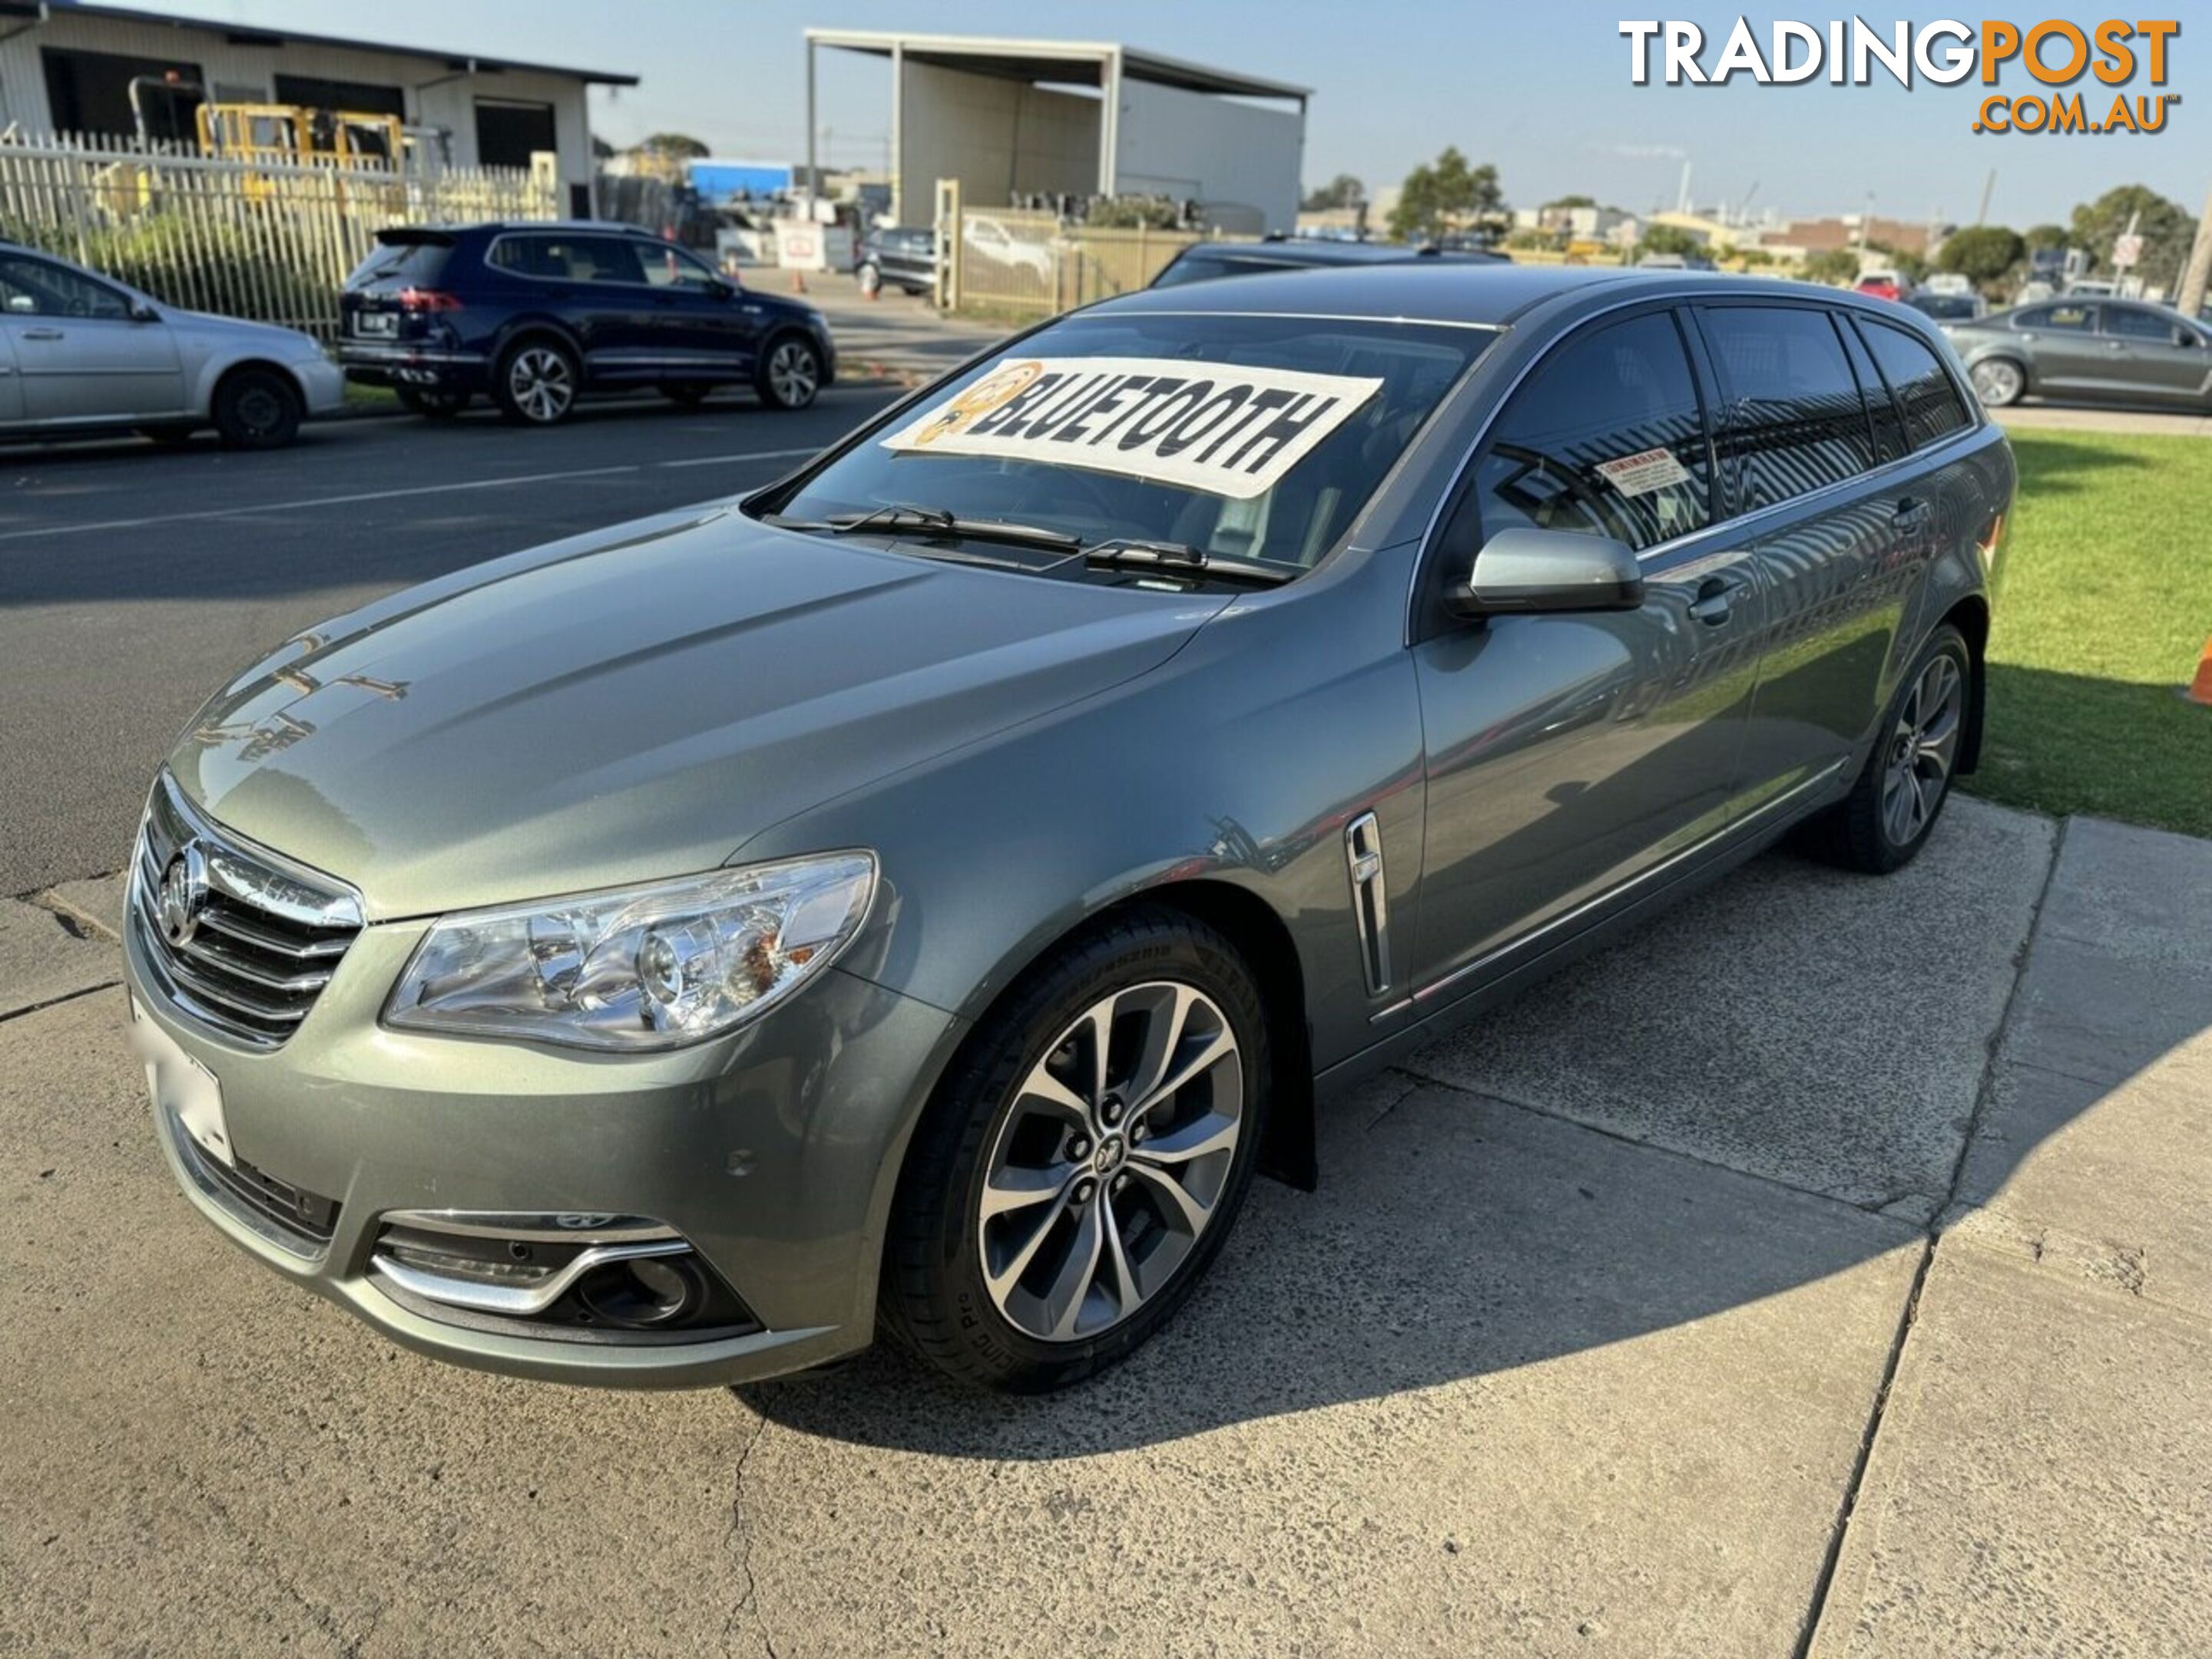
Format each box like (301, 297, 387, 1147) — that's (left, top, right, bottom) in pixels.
(196, 104, 405, 170)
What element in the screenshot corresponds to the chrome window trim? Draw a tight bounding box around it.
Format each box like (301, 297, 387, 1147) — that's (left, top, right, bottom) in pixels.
(1075, 308, 1506, 333)
(1405, 287, 1998, 641)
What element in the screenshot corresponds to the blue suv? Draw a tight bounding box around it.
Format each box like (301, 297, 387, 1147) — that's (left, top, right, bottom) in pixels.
(337, 221, 836, 426)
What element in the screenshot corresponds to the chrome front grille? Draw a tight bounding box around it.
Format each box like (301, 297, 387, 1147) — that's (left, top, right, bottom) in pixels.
(130, 772, 364, 1048)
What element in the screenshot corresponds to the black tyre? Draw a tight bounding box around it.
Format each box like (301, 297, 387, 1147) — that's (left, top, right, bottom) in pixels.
(1969, 356, 2026, 409)
(882, 906, 1270, 1393)
(211, 368, 303, 449)
(1812, 624, 1972, 874)
(396, 386, 471, 419)
(659, 382, 713, 406)
(494, 338, 580, 426)
(755, 334, 823, 411)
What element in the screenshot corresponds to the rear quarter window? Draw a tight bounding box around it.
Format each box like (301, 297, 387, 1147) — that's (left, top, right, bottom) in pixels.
(1859, 320, 1974, 451)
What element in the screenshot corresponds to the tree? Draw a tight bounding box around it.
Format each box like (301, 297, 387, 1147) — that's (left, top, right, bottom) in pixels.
(637, 132, 710, 158)
(1301, 173, 1366, 213)
(2024, 223, 2069, 253)
(1637, 223, 1702, 259)
(1867, 240, 1929, 284)
(1936, 225, 2026, 293)
(1541, 193, 1598, 211)
(2069, 184, 2196, 284)
(1386, 147, 1504, 243)
(1737, 247, 1776, 268)
(591, 135, 616, 161)
(1802, 249, 1861, 286)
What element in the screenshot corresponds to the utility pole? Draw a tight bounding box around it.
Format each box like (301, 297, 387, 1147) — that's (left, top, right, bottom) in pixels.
(1975, 167, 1995, 227)
(2178, 180, 2212, 319)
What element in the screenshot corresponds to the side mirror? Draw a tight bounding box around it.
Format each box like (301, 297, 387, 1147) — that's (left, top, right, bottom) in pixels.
(1444, 525, 1645, 619)
(130, 301, 161, 323)
(707, 278, 737, 300)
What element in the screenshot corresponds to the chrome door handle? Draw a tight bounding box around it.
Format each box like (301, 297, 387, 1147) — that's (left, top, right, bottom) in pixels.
(20, 326, 62, 340)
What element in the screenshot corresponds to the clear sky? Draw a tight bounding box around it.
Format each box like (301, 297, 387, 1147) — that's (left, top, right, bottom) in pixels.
(197, 1, 2209, 227)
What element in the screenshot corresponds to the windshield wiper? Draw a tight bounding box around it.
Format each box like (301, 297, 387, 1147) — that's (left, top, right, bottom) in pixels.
(816, 503, 1082, 551)
(1083, 538, 1296, 587)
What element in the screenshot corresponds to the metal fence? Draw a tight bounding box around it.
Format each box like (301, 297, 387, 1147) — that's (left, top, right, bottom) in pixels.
(949, 207, 1222, 317)
(0, 131, 558, 338)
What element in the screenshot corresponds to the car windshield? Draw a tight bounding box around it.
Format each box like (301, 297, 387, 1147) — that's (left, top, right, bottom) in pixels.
(767, 310, 1490, 573)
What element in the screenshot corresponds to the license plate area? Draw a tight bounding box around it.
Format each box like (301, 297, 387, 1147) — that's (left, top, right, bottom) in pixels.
(352, 310, 397, 337)
(131, 995, 232, 1166)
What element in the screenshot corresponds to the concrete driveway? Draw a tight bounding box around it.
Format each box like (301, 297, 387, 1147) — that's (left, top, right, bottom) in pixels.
(5, 796, 2208, 1656)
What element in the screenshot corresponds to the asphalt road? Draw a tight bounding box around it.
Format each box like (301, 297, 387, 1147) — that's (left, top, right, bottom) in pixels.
(0, 386, 899, 896)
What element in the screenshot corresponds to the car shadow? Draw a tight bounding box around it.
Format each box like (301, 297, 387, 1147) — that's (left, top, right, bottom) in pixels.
(734, 797, 2205, 1459)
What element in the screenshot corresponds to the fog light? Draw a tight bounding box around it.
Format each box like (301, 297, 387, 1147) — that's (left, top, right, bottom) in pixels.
(575, 1254, 703, 1328)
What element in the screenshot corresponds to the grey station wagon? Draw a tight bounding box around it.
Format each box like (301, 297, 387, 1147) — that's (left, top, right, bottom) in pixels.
(125, 267, 2011, 1392)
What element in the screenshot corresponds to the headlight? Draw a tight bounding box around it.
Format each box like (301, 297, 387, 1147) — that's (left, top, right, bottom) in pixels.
(384, 853, 876, 1051)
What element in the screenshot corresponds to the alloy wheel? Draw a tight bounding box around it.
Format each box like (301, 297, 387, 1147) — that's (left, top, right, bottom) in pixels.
(1971, 359, 2022, 407)
(508, 348, 575, 422)
(977, 981, 1243, 1343)
(1881, 652, 1963, 846)
(767, 340, 819, 406)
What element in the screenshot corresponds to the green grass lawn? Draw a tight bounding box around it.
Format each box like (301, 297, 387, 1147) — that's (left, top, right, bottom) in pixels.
(1965, 429, 2212, 839)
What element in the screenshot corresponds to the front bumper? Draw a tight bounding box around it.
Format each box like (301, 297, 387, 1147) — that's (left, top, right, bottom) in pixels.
(124, 905, 962, 1388)
(293, 354, 349, 416)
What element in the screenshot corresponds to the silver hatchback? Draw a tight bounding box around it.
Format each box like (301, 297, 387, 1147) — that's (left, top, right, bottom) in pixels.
(0, 242, 343, 447)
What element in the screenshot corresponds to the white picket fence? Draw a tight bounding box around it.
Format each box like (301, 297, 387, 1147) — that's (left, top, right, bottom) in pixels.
(0, 131, 559, 338)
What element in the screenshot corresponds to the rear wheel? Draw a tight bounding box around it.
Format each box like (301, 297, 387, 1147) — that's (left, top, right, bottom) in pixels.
(1812, 624, 1972, 874)
(396, 386, 470, 419)
(1970, 357, 2025, 408)
(755, 335, 822, 411)
(495, 339, 580, 426)
(212, 368, 303, 449)
(882, 907, 1268, 1393)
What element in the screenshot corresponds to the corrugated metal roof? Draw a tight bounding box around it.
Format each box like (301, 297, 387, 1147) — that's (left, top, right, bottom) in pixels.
(11, 1, 641, 85)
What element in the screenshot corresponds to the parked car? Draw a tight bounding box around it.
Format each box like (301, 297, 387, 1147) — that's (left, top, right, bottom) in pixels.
(962, 215, 1058, 283)
(1945, 296, 2212, 408)
(856, 226, 938, 297)
(2063, 278, 2118, 298)
(0, 240, 340, 448)
(336, 220, 836, 425)
(1906, 291, 1987, 326)
(1855, 272, 1905, 302)
(127, 266, 2009, 1394)
(1151, 237, 1508, 288)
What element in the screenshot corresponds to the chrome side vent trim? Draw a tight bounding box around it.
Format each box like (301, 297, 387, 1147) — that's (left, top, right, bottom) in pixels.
(1344, 810, 1392, 996)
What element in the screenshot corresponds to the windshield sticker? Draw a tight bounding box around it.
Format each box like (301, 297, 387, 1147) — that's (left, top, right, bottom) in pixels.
(879, 356, 1385, 500)
(1593, 447, 1692, 498)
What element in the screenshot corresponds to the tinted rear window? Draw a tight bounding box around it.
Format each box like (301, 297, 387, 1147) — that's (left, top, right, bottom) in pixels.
(346, 235, 451, 288)
(1699, 306, 1873, 510)
(1859, 320, 1974, 451)
(2102, 306, 2184, 343)
(488, 233, 650, 283)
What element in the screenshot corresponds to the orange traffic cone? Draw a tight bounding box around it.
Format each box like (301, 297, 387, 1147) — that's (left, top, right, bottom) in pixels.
(2187, 635, 2212, 707)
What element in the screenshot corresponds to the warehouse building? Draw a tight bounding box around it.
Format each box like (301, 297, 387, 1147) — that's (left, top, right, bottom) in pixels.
(0, 0, 634, 212)
(803, 28, 1310, 234)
